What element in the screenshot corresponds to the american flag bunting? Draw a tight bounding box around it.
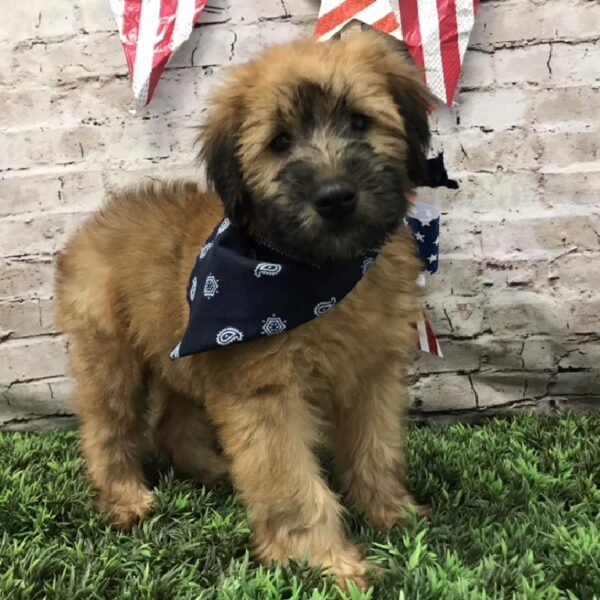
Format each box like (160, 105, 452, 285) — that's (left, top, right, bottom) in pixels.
(315, 0, 402, 40)
(407, 203, 443, 357)
(316, 0, 480, 106)
(110, 0, 207, 107)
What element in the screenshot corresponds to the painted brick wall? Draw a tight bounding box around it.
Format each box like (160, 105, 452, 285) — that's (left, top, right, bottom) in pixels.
(1, 0, 599, 428)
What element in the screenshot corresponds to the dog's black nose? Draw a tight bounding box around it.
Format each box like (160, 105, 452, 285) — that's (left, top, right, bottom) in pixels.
(312, 179, 357, 219)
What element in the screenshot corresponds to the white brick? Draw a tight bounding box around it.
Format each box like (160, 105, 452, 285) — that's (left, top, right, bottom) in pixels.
(411, 374, 477, 412)
(0, 119, 198, 172)
(483, 337, 524, 370)
(440, 128, 541, 173)
(559, 342, 600, 370)
(459, 50, 495, 89)
(0, 213, 89, 258)
(553, 254, 600, 291)
(0, 337, 68, 384)
(479, 214, 600, 259)
(437, 217, 483, 258)
(471, 372, 518, 407)
(198, 1, 231, 25)
(0, 2, 79, 44)
(0, 259, 55, 300)
(149, 67, 223, 116)
(0, 171, 104, 217)
(167, 27, 236, 69)
(416, 339, 480, 374)
(425, 298, 485, 337)
(0, 299, 55, 338)
(461, 45, 552, 89)
(549, 372, 600, 396)
(456, 88, 529, 130)
(549, 43, 600, 86)
(485, 291, 567, 335)
(420, 172, 542, 215)
(231, 20, 312, 64)
(522, 337, 559, 371)
(472, 371, 550, 407)
(532, 87, 600, 131)
(0, 79, 135, 132)
(0, 377, 74, 425)
(493, 45, 552, 86)
(0, 127, 103, 171)
(540, 131, 600, 171)
(428, 258, 482, 297)
(565, 298, 600, 334)
(480, 258, 549, 292)
(78, 0, 118, 33)
(471, 0, 600, 47)
(229, 0, 288, 23)
(542, 172, 600, 207)
(4, 33, 126, 87)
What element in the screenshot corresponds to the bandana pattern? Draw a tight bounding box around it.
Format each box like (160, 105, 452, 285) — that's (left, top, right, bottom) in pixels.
(171, 220, 378, 359)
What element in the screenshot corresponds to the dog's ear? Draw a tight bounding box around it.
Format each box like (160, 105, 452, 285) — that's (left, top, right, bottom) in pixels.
(342, 26, 432, 184)
(199, 103, 252, 227)
(374, 35, 433, 186)
(388, 73, 432, 186)
(386, 56, 433, 186)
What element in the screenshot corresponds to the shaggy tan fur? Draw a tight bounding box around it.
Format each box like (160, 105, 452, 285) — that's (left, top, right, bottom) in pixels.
(55, 29, 430, 588)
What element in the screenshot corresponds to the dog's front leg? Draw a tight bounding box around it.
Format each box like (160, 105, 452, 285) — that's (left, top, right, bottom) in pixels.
(333, 364, 427, 531)
(205, 382, 369, 589)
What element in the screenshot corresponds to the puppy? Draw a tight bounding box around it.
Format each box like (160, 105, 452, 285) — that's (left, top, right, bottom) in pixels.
(55, 29, 432, 588)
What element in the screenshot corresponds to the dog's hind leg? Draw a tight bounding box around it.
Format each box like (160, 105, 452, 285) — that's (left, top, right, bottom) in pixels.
(70, 333, 153, 530)
(333, 364, 427, 531)
(150, 383, 228, 486)
(205, 381, 370, 589)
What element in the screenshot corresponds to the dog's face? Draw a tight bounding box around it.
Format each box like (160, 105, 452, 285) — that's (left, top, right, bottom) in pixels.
(201, 29, 432, 263)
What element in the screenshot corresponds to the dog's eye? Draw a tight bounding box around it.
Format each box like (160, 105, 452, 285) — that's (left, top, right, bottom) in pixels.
(350, 113, 369, 133)
(270, 132, 293, 153)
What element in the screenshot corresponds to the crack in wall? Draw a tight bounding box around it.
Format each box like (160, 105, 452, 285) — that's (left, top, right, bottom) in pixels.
(228, 31, 237, 61)
(468, 375, 480, 408)
(546, 43, 554, 76)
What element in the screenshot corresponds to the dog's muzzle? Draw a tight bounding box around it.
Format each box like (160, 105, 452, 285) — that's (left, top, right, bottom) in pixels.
(311, 178, 358, 221)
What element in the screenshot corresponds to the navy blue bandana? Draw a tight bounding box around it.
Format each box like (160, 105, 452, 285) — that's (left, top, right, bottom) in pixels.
(171, 151, 454, 360)
(170, 219, 379, 359)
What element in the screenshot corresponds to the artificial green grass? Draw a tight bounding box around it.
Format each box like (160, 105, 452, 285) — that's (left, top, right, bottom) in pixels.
(1, 414, 599, 599)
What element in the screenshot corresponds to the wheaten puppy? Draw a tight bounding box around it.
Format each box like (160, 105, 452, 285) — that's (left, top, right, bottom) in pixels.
(55, 29, 432, 588)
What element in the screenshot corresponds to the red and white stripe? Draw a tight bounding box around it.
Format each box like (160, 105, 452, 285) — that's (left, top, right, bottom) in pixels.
(316, 0, 480, 106)
(415, 317, 443, 357)
(315, 0, 402, 41)
(111, 0, 207, 107)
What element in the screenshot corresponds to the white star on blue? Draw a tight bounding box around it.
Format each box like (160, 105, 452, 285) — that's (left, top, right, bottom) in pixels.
(406, 203, 440, 274)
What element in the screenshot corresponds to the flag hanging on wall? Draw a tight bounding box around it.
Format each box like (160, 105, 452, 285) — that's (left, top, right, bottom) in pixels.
(111, 1, 479, 108)
(110, 0, 207, 107)
(315, 0, 480, 106)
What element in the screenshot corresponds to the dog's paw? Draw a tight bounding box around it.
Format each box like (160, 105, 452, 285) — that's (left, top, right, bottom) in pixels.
(95, 485, 154, 530)
(366, 493, 429, 532)
(325, 544, 374, 591)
